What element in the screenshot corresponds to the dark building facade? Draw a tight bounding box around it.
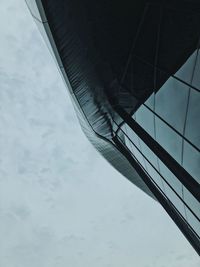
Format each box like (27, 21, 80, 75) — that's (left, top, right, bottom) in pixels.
(26, 0, 200, 254)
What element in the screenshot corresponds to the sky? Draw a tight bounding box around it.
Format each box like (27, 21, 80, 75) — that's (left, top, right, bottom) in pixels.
(0, 0, 199, 266)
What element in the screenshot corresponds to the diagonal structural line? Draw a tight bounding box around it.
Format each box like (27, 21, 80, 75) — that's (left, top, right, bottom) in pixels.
(113, 135, 200, 256)
(114, 84, 200, 154)
(113, 120, 200, 223)
(111, 103, 200, 202)
(181, 46, 200, 165)
(132, 54, 200, 93)
(120, 3, 149, 84)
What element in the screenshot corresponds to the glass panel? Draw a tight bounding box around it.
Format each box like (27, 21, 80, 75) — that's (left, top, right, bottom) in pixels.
(183, 187, 200, 220)
(192, 49, 200, 90)
(183, 141, 200, 184)
(144, 93, 154, 110)
(132, 147, 147, 171)
(158, 160, 183, 197)
(155, 116, 183, 164)
(155, 77, 189, 134)
(135, 105, 155, 137)
(185, 208, 200, 238)
(163, 181, 186, 219)
(122, 125, 147, 170)
(138, 139, 159, 169)
(175, 50, 197, 84)
(144, 160, 165, 191)
(184, 90, 200, 149)
(124, 131, 133, 153)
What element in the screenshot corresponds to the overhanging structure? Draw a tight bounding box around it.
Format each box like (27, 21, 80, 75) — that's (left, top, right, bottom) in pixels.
(26, 0, 200, 254)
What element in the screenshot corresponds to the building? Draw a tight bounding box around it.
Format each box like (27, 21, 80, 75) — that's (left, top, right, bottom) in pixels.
(26, 0, 200, 254)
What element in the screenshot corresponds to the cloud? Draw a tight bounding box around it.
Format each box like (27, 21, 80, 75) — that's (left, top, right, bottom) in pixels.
(0, 0, 199, 266)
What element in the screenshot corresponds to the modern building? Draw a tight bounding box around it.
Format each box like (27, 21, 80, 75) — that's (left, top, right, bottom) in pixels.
(26, 0, 200, 254)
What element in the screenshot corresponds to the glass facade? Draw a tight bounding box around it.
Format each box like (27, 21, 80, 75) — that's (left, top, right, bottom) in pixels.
(115, 50, 200, 242)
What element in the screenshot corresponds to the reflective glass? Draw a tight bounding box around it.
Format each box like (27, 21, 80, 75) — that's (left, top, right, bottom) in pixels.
(138, 138, 159, 169)
(192, 50, 200, 90)
(163, 181, 186, 219)
(135, 105, 160, 170)
(123, 125, 147, 170)
(144, 93, 154, 110)
(183, 187, 200, 220)
(135, 105, 155, 137)
(155, 117, 183, 164)
(175, 50, 197, 84)
(183, 141, 200, 184)
(123, 127, 134, 152)
(155, 77, 189, 134)
(158, 160, 183, 197)
(184, 90, 200, 149)
(144, 160, 165, 192)
(185, 208, 200, 238)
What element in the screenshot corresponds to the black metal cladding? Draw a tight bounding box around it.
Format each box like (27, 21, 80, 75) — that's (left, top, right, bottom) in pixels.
(40, 0, 200, 137)
(27, 0, 200, 255)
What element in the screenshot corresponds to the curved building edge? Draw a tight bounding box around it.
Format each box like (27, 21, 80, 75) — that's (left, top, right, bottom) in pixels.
(25, 0, 155, 199)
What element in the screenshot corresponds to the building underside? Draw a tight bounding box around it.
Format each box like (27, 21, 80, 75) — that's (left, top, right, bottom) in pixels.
(26, 0, 200, 255)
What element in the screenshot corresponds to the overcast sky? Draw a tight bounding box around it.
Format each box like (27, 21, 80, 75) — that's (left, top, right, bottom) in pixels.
(0, 0, 199, 266)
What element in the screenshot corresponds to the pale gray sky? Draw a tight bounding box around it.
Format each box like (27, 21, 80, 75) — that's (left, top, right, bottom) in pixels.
(0, 0, 199, 266)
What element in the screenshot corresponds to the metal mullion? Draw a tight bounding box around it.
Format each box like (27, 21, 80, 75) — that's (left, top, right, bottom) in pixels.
(141, 102, 200, 153)
(116, 83, 200, 154)
(131, 54, 200, 93)
(113, 135, 200, 255)
(115, 124, 200, 223)
(111, 104, 200, 202)
(120, 3, 149, 84)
